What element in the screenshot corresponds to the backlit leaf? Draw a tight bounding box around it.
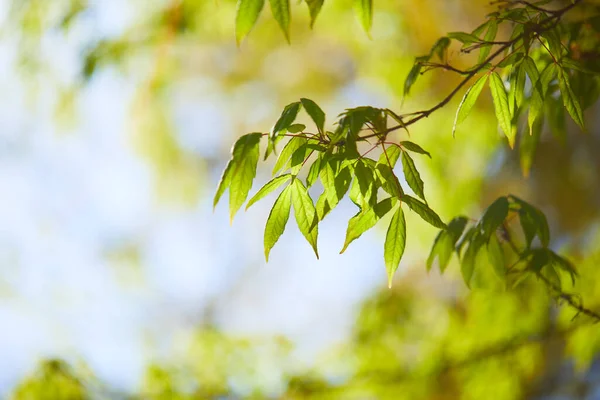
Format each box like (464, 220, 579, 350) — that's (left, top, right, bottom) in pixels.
(453, 74, 488, 136)
(264, 185, 292, 261)
(269, 0, 291, 42)
(246, 174, 292, 210)
(489, 71, 515, 147)
(402, 195, 446, 229)
(341, 197, 397, 253)
(479, 196, 509, 238)
(272, 135, 307, 175)
(300, 98, 326, 134)
(235, 0, 266, 45)
(557, 67, 585, 130)
(354, 0, 373, 35)
(291, 179, 319, 258)
(384, 206, 406, 288)
(304, 0, 324, 27)
(400, 141, 431, 158)
(401, 152, 425, 201)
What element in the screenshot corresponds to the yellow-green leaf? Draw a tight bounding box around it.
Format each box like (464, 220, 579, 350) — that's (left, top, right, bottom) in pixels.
(304, 0, 324, 27)
(291, 179, 319, 258)
(235, 0, 266, 45)
(300, 98, 325, 134)
(341, 197, 396, 253)
(354, 0, 372, 35)
(401, 151, 425, 202)
(453, 74, 488, 137)
(227, 133, 263, 222)
(558, 67, 585, 130)
(384, 206, 406, 288)
(269, 0, 291, 42)
(272, 136, 307, 175)
(264, 185, 292, 261)
(246, 174, 292, 210)
(489, 72, 515, 148)
(402, 195, 446, 229)
(487, 234, 505, 279)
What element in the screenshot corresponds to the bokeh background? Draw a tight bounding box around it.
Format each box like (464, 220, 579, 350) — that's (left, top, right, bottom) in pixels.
(1, 0, 600, 399)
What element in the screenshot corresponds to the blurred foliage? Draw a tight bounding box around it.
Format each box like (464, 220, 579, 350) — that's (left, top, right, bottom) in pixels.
(3, 0, 600, 399)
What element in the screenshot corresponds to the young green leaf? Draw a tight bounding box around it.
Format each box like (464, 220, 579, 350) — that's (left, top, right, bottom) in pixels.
(378, 145, 401, 167)
(404, 56, 427, 97)
(354, 0, 373, 35)
(557, 67, 585, 130)
(402, 195, 446, 229)
(401, 151, 426, 202)
(235, 0, 266, 45)
(489, 72, 515, 148)
(224, 133, 263, 222)
(272, 102, 302, 139)
(287, 123, 306, 133)
(487, 234, 505, 279)
(246, 174, 292, 210)
(264, 185, 292, 261)
(341, 197, 397, 253)
(453, 74, 488, 136)
(430, 37, 450, 61)
(448, 31, 480, 44)
(400, 141, 431, 158)
(479, 196, 509, 238)
(478, 19, 498, 63)
(461, 232, 484, 288)
(354, 160, 376, 204)
(528, 63, 556, 133)
(272, 136, 307, 175)
(304, 0, 324, 27)
(427, 216, 468, 273)
(269, 0, 291, 42)
(291, 179, 319, 258)
(306, 156, 322, 188)
(300, 98, 326, 134)
(384, 206, 407, 288)
(375, 164, 403, 199)
(511, 195, 550, 247)
(213, 158, 235, 209)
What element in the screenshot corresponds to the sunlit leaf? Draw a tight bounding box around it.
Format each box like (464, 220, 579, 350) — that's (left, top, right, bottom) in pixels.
(235, 0, 266, 45)
(478, 18, 498, 63)
(378, 145, 401, 167)
(519, 116, 542, 177)
(246, 174, 292, 210)
(341, 197, 397, 253)
(272, 135, 307, 175)
(453, 74, 488, 136)
(404, 56, 428, 97)
(402, 195, 446, 229)
(287, 123, 306, 133)
(401, 151, 425, 201)
(291, 179, 319, 258)
(272, 102, 302, 140)
(400, 141, 431, 158)
(557, 67, 585, 130)
(354, 0, 373, 35)
(269, 0, 291, 42)
(448, 31, 480, 44)
(264, 185, 292, 261)
(300, 98, 326, 134)
(528, 63, 556, 133)
(489, 71, 515, 147)
(511, 195, 550, 247)
(384, 206, 406, 288)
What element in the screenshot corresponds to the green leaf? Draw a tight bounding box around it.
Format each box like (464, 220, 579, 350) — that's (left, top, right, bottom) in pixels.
(246, 174, 292, 210)
(213, 158, 235, 209)
(404, 56, 427, 97)
(354, 160, 376, 205)
(479, 196, 509, 238)
(235, 0, 266, 45)
(225, 133, 263, 222)
(511, 195, 550, 247)
(558, 67, 585, 130)
(549, 252, 577, 285)
(291, 179, 319, 258)
(448, 31, 480, 44)
(489, 71, 515, 148)
(497, 52, 524, 68)
(341, 197, 397, 253)
(461, 233, 484, 288)
(269, 0, 291, 42)
(402, 195, 446, 229)
(304, 0, 324, 28)
(306, 156, 322, 188)
(378, 145, 401, 167)
(272, 102, 302, 139)
(401, 151, 426, 201)
(427, 216, 467, 273)
(353, 0, 373, 35)
(375, 163, 403, 199)
(528, 63, 556, 133)
(300, 98, 326, 134)
(478, 19, 498, 63)
(287, 123, 306, 133)
(272, 136, 307, 175)
(508, 64, 525, 116)
(453, 74, 488, 136)
(400, 141, 431, 158)
(487, 234, 505, 279)
(430, 37, 450, 61)
(519, 116, 542, 177)
(384, 206, 406, 288)
(264, 185, 292, 261)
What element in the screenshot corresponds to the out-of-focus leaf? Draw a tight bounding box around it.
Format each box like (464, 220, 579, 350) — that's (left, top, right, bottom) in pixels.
(264, 185, 292, 261)
(235, 0, 266, 45)
(479, 196, 509, 238)
(354, 0, 373, 35)
(269, 0, 291, 42)
(427, 216, 468, 273)
(478, 18, 498, 62)
(304, 0, 324, 27)
(558, 67, 585, 130)
(384, 206, 406, 288)
(528, 63, 556, 134)
(519, 116, 542, 177)
(448, 31, 480, 44)
(487, 234, 505, 279)
(461, 232, 484, 288)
